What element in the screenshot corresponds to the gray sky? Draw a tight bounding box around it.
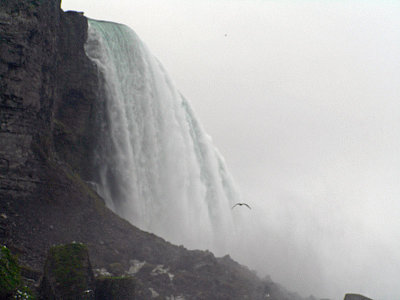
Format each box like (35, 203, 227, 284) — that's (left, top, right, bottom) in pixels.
(62, 1, 400, 299)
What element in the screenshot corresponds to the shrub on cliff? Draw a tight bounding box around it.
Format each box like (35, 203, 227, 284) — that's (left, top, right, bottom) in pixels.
(0, 245, 34, 299)
(0, 245, 21, 298)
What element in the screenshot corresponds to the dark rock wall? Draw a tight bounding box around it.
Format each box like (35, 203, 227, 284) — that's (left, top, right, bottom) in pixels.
(0, 0, 101, 270)
(54, 11, 102, 179)
(0, 0, 61, 201)
(0, 1, 64, 255)
(0, 0, 99, 200)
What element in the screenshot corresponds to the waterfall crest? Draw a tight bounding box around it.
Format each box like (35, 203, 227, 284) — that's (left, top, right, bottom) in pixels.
(84, 19, 240, 254)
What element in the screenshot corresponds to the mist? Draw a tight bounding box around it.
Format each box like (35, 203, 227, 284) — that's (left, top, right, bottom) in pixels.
(62, 1, 400, 299)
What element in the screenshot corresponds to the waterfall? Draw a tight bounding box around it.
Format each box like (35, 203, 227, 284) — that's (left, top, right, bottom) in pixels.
(84, 19, 241, 254)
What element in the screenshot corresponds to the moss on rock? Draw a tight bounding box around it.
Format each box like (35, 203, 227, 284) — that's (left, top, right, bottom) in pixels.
(39, 243, 95, 299)
(0, 246, 35, 299)
(0, 245, 21, 298)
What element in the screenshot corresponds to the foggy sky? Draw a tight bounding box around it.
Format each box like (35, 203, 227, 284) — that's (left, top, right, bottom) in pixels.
(61, 1, 400, 299)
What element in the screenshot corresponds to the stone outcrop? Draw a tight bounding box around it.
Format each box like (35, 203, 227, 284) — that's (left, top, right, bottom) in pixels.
(39, 243, 95, 299)
(95, 276, 135, 300)
(344, 294, 373, 300)
(38, 243, 138, 300)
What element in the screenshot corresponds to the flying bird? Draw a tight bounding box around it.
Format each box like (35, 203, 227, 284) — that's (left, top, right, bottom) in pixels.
(232, 203, 251, 209)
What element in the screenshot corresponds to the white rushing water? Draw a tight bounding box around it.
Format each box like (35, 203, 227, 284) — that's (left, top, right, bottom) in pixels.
(84, 19, 242, 254)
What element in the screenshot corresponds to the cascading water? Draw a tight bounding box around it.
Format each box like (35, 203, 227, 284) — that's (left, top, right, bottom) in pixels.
(84, 19, 241, 254)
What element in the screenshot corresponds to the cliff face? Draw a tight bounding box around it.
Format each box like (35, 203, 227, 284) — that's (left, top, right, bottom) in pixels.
(0, 0, 99, 188)
(54, 10, 102, 180)
(0, 0, 100, 260)
(0, 1, 307, 299)
(0, 0, 61, 203)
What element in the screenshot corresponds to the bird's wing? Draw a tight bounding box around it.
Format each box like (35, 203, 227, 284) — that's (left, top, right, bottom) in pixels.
(243, 203, 251, 209)
(232, 203, 239, 209)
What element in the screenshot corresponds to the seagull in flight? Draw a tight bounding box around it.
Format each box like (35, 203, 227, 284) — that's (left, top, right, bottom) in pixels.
(232, 203, 251, 209)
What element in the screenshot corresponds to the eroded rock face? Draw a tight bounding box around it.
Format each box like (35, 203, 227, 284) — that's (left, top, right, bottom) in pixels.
(0, 0, 100, 273)
(0, 0, 99, 196)
(0, 0, 61, 201)
(53, 10, 102, 180)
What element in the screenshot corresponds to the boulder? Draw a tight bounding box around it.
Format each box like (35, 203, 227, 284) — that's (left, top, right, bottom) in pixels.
(39, 243, 95, 299)
(344, 293, 373, 300)
(95, 276, 135, 300)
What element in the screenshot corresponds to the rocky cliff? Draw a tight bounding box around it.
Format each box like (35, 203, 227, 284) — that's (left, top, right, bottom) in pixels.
(0, 1, 320, 299)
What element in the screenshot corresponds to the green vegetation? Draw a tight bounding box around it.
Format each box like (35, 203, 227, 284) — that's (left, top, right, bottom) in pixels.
(14, 286, 35, 300)
(0, 245, 21, 298)
(0, 245, 35, 299)
(40, 243, 97, 299)
(48, 243, 89, 294)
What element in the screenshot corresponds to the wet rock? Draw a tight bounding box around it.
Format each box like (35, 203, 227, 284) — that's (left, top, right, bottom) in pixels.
(95, 276, 135, 300)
